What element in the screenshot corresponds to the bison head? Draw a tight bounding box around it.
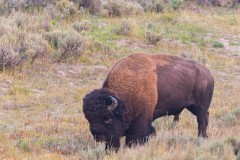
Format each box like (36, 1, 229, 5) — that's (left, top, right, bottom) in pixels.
(83, 89, 127, 151)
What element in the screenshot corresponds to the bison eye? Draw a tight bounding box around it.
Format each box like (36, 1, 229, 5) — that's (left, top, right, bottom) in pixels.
(104, 118, 113, 124)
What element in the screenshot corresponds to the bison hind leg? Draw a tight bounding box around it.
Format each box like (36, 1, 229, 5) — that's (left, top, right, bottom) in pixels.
(187, 104, 209, 138)
(197, 111, 209, 138)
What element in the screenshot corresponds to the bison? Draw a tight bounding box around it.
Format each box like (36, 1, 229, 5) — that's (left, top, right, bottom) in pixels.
(83, 53, 214, 152)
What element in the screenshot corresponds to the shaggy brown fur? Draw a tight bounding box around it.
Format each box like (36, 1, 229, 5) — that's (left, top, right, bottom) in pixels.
(83, 53, 214, 152)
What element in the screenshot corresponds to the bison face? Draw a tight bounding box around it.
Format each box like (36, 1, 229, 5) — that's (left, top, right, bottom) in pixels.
(83, 89, 126, 149)
(89, 114, 124, 142)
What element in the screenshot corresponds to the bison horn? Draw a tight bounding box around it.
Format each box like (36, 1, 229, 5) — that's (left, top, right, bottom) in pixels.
(108, 96, 118, 112)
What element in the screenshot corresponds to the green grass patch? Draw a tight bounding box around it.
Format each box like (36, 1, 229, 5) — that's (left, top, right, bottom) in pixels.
(159, 13, 177, 23)
(229, 41, 240, 46)
(176, 23, 205, 34)
(231, 106, 240, 117)
(89, 25, 122, 43)
(213, 41, 224, 48)
(18, 139, 30, 152)
(9, 87, 31, 96)
(164, 23, 206, 44)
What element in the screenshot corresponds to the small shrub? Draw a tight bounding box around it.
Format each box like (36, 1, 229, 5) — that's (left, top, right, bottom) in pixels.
(0, 45, 23, 70)
(17, 139, 30, 152)
(25, 34, 50, 63)
(170, 0, 184, 10)
(221, 114, 236, 123)
(45, 30, 86, 62)
(103, 0, 144, 17)
(160, 13, 176, 22)
(14, 13, 29, 29)
(44, 31, 67, 48)
(73, 20, 92, 32)
(213, 41, 224, 48)
(1, 0, 56, 14)
(112, 20, 132, 36)
(0, 3, 4, 16)
(81, 0, 102, 15)
(46, 136, 81, 155)
(231, 106, 240, 117)
(210, 141, 224, 153)
(138, 0, 166, 13)
(224, 137, 240, 156)
(44, 4, 59, 19)
(39, 21, 52, 32)
(145, 31, 162, 45)
(168, 137, 177, 147)
(5, 0, 22, 11)
(56, 0, 78, 19)
(0, 23, 4, 37)
(55, 32, 86, 62)
(229, 41, 240, 46)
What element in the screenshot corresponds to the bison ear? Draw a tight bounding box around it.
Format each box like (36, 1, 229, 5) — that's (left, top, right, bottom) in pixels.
(108, 96, 118, 112)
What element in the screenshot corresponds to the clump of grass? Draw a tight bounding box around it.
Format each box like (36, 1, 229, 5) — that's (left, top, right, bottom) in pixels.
(44, 4, 59, 19)
(0, 45, 24, 70)
(159, 13, 177, 22)
(221, 114, 236, 123)
(231, 106, 240, 117)
(1, 0, 56, 15)
(84, 145, 105, 160)
(145, 31, 162, 45)
(80, 0, 102, 15)
(46, 136, 84, 155)
(138, 0, 166, 13)
(229, 41, 240, 46)
(56, 0, 78, 19)
(219, 106, 240, 125)
(224, 137, 240, 155)
(25, 34, 50, 63)
(0, 23, 4, 37)
(45, 30, 87, 62)
(73, 20, 92, 33)
(9, 86, 30, 96)
(87, 41, 113, 58)
(112, 20, 132, 36)
(210, 141, 224, 153)
(170, 0, 184, 10)
(17, 139, 30, 152)
(103, 0, 144, 17)
(89, 24, 121, 43)
(39, 21, 52, 32)
(213, 41, 224, 48)
(44, 31, 67, 49)
(144, 22, 163, 45)
(14, 13, 29, 29)
(54, 32, 86, 62)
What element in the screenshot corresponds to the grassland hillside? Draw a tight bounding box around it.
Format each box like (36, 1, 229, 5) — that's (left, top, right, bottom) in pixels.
(0, 0, 240, 159)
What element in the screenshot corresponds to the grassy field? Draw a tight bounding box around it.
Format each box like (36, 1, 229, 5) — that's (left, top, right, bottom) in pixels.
(0, 2, 240, 160)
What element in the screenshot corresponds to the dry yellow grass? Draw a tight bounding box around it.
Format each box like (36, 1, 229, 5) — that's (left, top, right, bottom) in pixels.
(0, 5, 240, 160)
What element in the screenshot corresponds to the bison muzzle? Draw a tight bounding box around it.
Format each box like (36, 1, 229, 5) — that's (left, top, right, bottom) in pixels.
(83, 53, 214, 152)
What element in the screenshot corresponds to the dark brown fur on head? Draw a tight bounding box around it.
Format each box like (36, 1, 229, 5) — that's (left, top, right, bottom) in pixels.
(83, 88, 127, 151)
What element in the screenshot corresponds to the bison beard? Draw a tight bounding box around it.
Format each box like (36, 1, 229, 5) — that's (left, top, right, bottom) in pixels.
(83, 53, 214, 152)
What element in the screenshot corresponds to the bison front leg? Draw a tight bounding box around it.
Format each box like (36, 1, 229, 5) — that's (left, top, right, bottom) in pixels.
(125, 117, 155, 148)
(105, 138, 120, 154)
